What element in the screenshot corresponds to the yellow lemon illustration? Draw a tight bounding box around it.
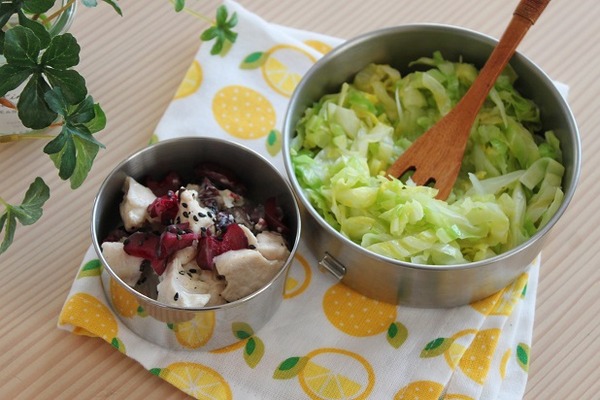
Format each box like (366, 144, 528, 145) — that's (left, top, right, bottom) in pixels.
(444, 328, 478, 369)
(304, 39, 333, 55)
(153, 362, 232, 400)
(262, 44, 317, 97)
(471, 273, 528, 316)
(284, 253, 312, 299)
(459, 328, 502, 384)
(299, 348, 374, 400)
(174, 60, 202, 99)
(210, 338, 247, 354)
(109, 278, 139, 318)
(500, 348, 511, 379)
(443, 394, 475, 400)
(445, 342, 468, 370)
(59, 292, 118, 342)
(323, 282, 397, 336)
(394, 380, 444, 400)
(173, 311, 215, 349)
(213, 85, 276, 139)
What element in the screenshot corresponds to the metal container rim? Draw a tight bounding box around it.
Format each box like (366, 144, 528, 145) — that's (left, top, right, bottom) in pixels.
(91, 137, 302, 312)
(282, 23, 581, 273)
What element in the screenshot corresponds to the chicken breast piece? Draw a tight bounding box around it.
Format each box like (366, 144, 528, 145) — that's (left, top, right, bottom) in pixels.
(214, 249, 283, 302)
(177, 188, 214, 234)
(157, 258, 211, 308)
(101, 241, 144, 287)
(119, 176, 156, 231)
(256, 231, 290, 261)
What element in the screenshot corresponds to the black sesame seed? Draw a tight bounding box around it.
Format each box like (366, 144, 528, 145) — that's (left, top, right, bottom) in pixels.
(183, 211, 189, 218)
(207, 211, 213, 218)
(198, 212, 206, 218)
(174, 292, 179, 301)
(179, 270, 185, 275)
(189, 269, 197, 273)
(193, 215, 199, 222)
(187, 272, 193, 278)
(201, 226, 207, 232)
(249, 244, 256, 249)
(182, 202, 188, 208)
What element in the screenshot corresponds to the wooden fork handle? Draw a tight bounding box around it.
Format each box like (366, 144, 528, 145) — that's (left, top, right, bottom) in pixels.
(515, 0, 551, 25)
(447, 0, 551, 140)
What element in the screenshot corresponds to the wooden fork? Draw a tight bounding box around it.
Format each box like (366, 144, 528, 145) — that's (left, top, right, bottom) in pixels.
(386, 0, 551, 200)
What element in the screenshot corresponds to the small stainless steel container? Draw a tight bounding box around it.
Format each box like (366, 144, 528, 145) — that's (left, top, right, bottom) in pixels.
(92, 137, 301, 350)
(282, 24, 581, 307)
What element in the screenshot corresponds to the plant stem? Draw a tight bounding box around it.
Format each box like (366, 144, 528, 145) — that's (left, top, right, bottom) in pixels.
(169, 0, 214, 24)
(0, 132, 55, 143)
(0, 98, 17, 110)
(45, 0, 76, 23)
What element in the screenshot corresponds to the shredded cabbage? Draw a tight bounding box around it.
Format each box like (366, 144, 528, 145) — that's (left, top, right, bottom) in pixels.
(291, 52, 565, 265)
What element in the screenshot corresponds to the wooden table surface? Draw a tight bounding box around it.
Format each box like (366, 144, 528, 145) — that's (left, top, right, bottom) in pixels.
(1, 0, 598, 398)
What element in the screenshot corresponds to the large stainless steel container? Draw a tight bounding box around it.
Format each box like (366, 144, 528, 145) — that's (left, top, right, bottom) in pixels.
(92, 137, 301, 350)
(282, 24, 581, 307)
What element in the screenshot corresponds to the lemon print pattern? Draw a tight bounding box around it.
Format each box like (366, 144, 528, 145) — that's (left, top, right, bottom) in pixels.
(500, 349, 511, 379)
(284, 252, 312, 299)
(394, 380, 444, 400)
(323, 282, 397, 337)
(272, 347, 375, 400)
(151, 362, 232, 400)
(59, 292, 126, 353)
(443, 329, 478, 369)
(173, 312, 216, 349)
(471, 273, 528, 316)
(262, 44, 316, 97)
(109, 278, 139, 318)
(213, 85, 276, 139)
(459, 328, 502, 384)
(443, 395, 476, 400)
(304, 39, 333, 55)
(174, 60, 202, 99)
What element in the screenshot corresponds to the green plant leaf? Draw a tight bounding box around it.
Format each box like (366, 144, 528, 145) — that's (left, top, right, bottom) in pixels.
(44, 68, 87, 104)
(387, 321, 409, 349)
(43, 129, 67, 154)
(42, 89, 105, 185)
(17, 12, 51, 49)
(81, 0, 123, 16)
(173, 0, 185, 12)
(0, 63, 34, 96)
(0, 177, 50, 255)
(420, 337, 454, 358)
(243, 336, 265, 368)
(69, 95, 96, 123)
(42, 33, 80, 69)
(44, 84, 70, 115)
(18, 73, 56, 129)
(22, 0, 55, 14)
(200, 5, 238, 56)
(3, 25, 41, 67)
(85, 104, 106, 133)
(51, 135, 77, 180)
(68, 132, 100, 189)
(273, 356, 309, 379)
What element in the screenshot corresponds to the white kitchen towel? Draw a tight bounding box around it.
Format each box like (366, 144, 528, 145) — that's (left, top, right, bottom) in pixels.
(58, 1, 567, 398)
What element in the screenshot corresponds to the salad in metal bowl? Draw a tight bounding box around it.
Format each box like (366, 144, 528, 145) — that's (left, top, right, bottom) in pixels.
(290, 52, 564, 265)
(101, 163, 291, 308)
